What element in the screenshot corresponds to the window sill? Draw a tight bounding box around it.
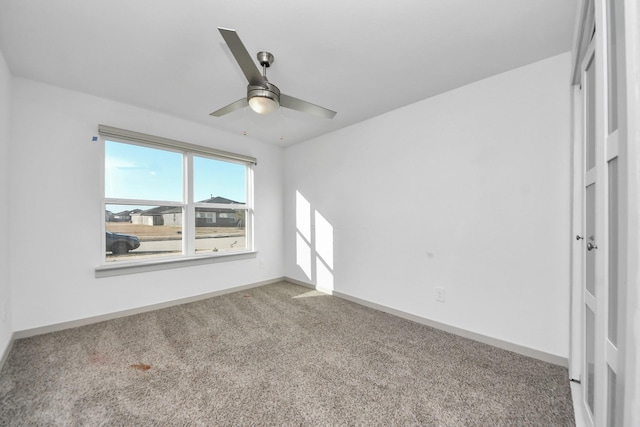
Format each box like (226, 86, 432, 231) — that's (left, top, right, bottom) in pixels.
(95, 251, 257, 278)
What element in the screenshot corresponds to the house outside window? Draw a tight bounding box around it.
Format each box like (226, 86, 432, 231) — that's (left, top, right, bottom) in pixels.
(100, 125, 255, 265)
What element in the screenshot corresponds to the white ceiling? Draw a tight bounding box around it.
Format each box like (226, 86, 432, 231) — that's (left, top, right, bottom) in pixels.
(0, 0, 577, 146)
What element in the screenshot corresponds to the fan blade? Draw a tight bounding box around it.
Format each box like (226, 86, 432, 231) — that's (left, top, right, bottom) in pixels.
(280, 94, 337, 119)
(218, 27, 266, 87)
(210, 98, 248, 117)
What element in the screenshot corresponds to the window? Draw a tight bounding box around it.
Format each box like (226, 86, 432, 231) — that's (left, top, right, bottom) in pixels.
(100, 125, 255, 266)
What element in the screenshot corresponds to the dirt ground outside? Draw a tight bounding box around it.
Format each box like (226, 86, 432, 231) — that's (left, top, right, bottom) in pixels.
(105, 223, 245, 241)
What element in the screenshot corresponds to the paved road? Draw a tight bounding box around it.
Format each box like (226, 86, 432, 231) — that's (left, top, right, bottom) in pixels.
(106, 236, 246, 261)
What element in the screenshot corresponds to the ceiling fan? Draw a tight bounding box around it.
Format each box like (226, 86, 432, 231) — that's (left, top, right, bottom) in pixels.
(210, 27, 336, 119)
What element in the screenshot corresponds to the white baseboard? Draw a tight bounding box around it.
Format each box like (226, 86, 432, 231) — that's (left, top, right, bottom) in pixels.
(285, 277, 568, 367)
(13, 277, 285, 340)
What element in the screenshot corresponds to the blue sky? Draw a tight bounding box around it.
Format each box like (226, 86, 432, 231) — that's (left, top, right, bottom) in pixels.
(105, 140, 246, 210)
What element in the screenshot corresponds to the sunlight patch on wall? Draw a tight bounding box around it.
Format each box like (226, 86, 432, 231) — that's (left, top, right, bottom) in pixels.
(296, 233, 312, 280)
(295, 190, 334, 288)
(296, 191, 311, 241)
(316, 256, 334, 292)
(296, 191, 312, 280)
(314, 211, 334, 270)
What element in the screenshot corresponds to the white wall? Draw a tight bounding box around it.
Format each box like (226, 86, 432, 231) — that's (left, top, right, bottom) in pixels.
(0, 49, 12, 353)
(284, 53, 571, 359)
(9, 78, 284, 331)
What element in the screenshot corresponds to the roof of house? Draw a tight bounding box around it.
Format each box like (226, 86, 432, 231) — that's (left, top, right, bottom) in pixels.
(197, 196, 242, 204)
(115, 209, 142, 216)
(137, 196, 241, 215)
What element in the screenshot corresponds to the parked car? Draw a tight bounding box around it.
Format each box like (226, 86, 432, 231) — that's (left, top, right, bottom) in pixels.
(106, 231, 140, 254)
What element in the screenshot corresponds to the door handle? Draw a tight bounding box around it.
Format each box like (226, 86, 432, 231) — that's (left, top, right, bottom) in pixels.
(587, 242, 598, 251)
(576, 235, 584, 240)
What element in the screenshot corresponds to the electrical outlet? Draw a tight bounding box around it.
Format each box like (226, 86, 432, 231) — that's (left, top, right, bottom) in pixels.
(259, 261, 265, 269)
(435, 287, 446, 302)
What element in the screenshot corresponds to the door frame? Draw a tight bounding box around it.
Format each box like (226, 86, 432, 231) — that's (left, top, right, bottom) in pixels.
(617, 0, 640, 424)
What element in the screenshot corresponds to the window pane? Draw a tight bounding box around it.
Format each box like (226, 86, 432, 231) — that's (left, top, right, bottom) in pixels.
(586, 306, 596, 415)
(194, 207, 246, 254)
(102, 131, 253, 267)
(193, 156, 246, 204)
(586, 183, 596, 296)
(105, 204, 183, 262)
(607, 0, 618, 133)
(586, 54, 596, 171)
(607, 366, 617, 427)
(608, 158, 618, 344)
(105, 140, 183, 201)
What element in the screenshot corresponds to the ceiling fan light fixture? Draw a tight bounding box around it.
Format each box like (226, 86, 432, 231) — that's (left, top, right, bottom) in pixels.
(247, 83, 280, 115)
(249, 94, 279, 114)
(210, 29, 336, 119)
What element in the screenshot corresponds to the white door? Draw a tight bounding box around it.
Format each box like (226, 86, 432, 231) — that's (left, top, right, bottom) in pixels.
(573, 1, 623, 425)
(580, 41, 599, 425)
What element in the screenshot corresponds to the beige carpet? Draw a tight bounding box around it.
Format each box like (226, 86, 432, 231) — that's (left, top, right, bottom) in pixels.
(0, 281, 574, 426)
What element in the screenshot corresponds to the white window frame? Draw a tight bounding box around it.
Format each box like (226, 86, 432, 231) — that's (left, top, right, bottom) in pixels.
(96, 125, 256, 277)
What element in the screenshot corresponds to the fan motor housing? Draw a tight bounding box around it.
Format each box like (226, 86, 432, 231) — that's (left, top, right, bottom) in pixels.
(247, 82, 280, 99)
